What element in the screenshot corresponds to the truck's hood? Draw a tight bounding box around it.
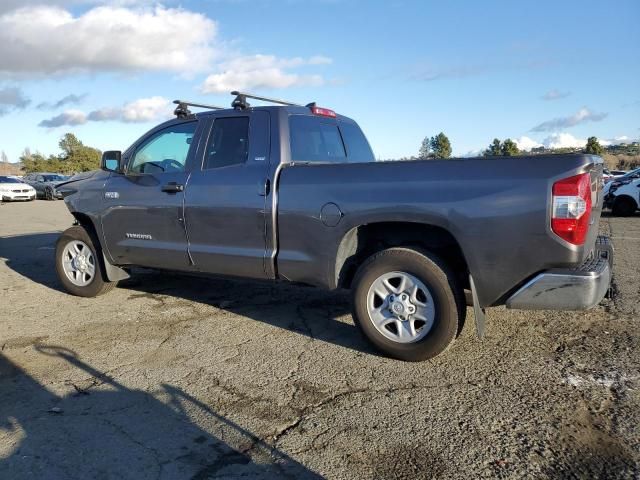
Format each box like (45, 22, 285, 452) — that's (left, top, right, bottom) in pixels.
(56, 170, 110, 198)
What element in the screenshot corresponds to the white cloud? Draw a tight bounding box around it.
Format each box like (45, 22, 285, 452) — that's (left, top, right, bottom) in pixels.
(39, 96, 171, 127)
(0, 86, 30, 115)
(38, 110, 88, 128)
(541, 133, 586, 149)
(514, 136, 542, 151)
(541, 89, 570, 101)
(0, 5, 216, 76)
(88, 96, 171, 122)
(531, 107, 607, 132)
(37, 93, 87, 110)
(201, 54, 331, 93)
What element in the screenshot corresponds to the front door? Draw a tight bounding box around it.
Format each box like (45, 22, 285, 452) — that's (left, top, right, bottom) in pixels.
(101, 121, 200, 270)
(184, 111, 272, 279)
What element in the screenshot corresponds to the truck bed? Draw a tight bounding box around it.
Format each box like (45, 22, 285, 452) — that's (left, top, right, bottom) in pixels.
(275, 154, 604, 307)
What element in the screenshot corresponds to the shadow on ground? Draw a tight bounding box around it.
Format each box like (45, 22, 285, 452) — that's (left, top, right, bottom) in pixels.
(0, 232, 378, 357)
(0, 348, 322, 479)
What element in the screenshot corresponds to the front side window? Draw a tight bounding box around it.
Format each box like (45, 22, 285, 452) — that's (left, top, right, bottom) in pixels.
(130, 122, 196, 174)
(289, 115, 346, 163)
(203, 117, 250, 169)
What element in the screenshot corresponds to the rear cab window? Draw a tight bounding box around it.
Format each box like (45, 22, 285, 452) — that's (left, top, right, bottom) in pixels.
(289, 115, 375, 164)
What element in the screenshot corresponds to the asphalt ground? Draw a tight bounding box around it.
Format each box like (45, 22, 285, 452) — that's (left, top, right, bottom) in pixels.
(1, 200, 638, 479)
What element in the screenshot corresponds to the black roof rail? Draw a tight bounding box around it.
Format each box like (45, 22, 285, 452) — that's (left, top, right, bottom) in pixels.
(173, 100, 224, 118)
(230, 91, 307, 110)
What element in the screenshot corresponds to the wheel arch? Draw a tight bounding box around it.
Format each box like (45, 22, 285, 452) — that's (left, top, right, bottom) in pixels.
(334, 221, 470, 291)
(69, 212, 129, 282)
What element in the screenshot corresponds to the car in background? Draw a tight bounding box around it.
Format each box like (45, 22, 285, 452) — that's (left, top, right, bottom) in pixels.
(603, 168, 627, 183)
(603, 167, 640, 197)
(0, 175, 36, 202)
(605, 175, 640, 216)
(23, 172, 70, 200)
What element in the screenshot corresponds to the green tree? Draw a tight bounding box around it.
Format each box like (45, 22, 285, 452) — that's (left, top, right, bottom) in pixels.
(20, 134, 101, 174)
(59, 133, 84, 158)
(501, 138, 520, 156)
(429, 132, 452, 159)
(483, 138, 502, 156)
(585, 136, 604, 155)
(20, 149, 58, 173)
(418, 136, 431, 159)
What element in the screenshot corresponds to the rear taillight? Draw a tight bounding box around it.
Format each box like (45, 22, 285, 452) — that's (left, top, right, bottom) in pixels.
(551, 173, 592, 245)
(310, 106, 336, 118)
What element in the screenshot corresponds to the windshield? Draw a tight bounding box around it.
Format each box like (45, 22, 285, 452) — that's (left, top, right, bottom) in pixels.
(620, 168, 640, 180)
(0, 176, 22, 183)
(43, 174, 68, 181)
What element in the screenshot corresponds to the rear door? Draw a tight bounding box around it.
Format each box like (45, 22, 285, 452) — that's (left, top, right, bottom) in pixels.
(183, 110, 272, 279)
(101, 120, 202, 270)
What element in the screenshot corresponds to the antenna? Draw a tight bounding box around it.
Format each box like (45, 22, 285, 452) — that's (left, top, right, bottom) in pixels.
(172, 100, 224, 118)
(230, 91, 304, 110)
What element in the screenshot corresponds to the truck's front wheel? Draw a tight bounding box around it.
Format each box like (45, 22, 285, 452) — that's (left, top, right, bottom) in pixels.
(351, 248, 464, 361)
(55, 226, 116, 297)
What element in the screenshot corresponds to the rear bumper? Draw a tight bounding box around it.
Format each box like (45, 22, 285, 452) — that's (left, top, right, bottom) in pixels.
(506, 235, 613, 310)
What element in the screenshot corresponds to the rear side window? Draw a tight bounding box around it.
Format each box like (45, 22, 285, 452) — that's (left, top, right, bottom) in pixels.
(203, 117, 250, 169)
(289, 115, 346, 163)
(339, 122, 375, 163)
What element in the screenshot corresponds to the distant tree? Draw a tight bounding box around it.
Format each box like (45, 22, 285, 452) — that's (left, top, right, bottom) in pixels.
(20, 133, 101, 174)
(501, 138, 520, 156)
(20, 150, 57, 173)
(585, 136, 604, 155)
(483, 138, 502, 156)
(1, 150, 8, 163)
(58, 133, 84, 158)
(57, 133, 101, 173)
(430, 132, 452, 159)
(418, 137, 431, 159)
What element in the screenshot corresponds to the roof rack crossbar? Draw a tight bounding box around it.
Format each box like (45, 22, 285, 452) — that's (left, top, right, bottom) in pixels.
(230, 91, 304, 110)
(172, 99, 224, 118)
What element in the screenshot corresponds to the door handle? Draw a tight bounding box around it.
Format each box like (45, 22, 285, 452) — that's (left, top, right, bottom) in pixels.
(258, 178, 271, 196)
(161, 182, 184, 193)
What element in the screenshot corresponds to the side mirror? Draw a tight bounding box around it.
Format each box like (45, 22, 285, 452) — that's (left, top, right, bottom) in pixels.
(101, 151, 122, 173)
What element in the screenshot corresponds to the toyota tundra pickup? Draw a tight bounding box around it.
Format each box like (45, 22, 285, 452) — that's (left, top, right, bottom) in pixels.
(55, 91, 613, 361)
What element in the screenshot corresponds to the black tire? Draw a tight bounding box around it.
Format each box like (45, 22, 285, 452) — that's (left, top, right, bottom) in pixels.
(55, 226, 116, 297)
(45, 186, 54, 201)
(612, 196, 637, 217)
(351, 247, 465, 362)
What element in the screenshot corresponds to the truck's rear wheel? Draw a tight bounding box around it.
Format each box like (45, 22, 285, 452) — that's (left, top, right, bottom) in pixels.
(351, 247, 464, 361)
(55, 226, 116, 297)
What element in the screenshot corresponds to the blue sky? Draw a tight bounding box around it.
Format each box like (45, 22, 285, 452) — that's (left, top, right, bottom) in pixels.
(0, 0, 638, 162)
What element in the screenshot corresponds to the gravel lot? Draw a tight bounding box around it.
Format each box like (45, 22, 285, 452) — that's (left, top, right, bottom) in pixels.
(1, 200, 638, 479)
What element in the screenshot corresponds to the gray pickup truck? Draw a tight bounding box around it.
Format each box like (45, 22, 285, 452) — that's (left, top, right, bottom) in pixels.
(55, 92, 613, 361)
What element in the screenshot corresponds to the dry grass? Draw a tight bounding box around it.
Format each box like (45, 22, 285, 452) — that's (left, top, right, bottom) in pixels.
(0, 163, 22, 176)
(602, 154, 640, 171)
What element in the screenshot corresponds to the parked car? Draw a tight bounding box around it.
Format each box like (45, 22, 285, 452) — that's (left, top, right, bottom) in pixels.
(605, 176, 640, 216)
(23, 172, 70, 200)
(53, 92, 613, 361)
(0, 175, 36, 201)
(603, 168, 627, 183)
(603, 167, 640, 197)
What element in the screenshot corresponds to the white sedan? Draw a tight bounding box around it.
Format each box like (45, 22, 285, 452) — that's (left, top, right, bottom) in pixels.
(0, 175, 36, 201)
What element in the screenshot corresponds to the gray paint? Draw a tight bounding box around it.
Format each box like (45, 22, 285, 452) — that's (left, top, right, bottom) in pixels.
(58, 105, 605, 309)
